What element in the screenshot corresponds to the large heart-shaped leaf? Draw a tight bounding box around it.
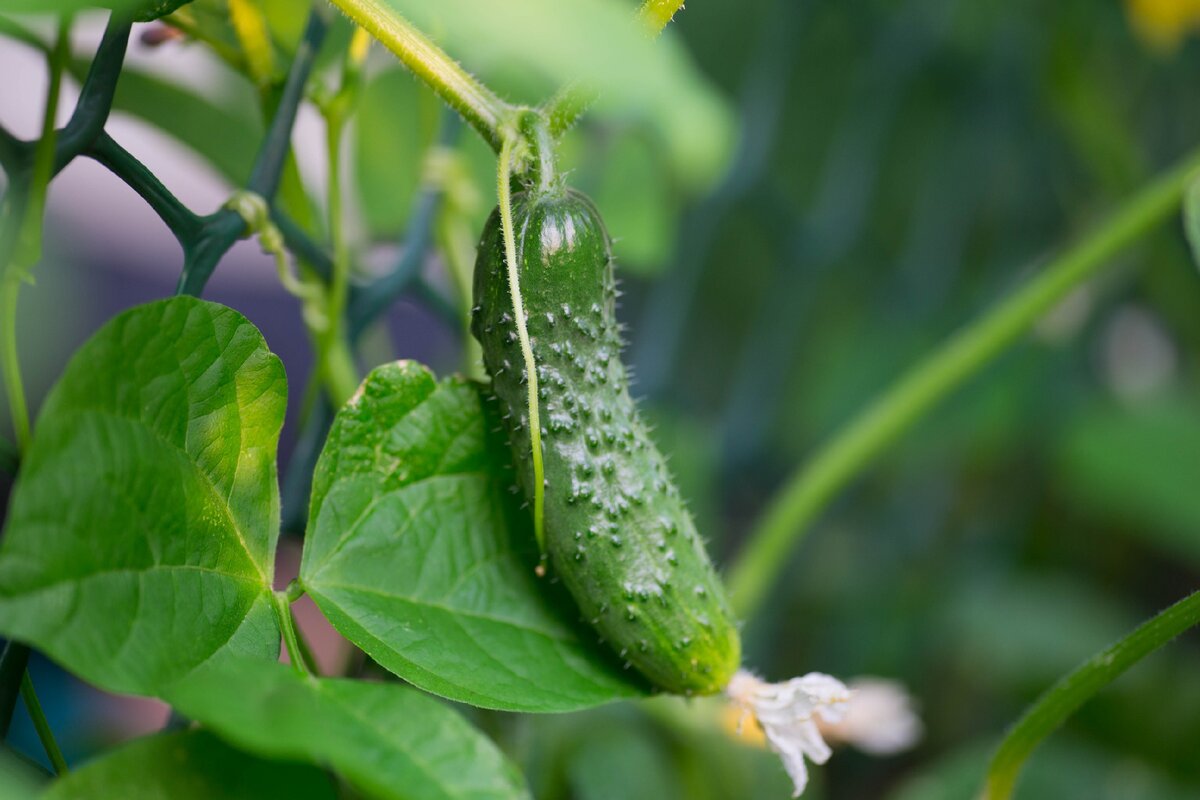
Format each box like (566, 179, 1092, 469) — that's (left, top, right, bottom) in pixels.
(166, 659, 530, 800)
(42, 729, 334, 799)
(299, 361, 645, 712)
(0, 297, 286, 695)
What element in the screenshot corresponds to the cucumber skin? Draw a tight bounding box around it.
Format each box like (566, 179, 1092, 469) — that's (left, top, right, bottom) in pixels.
(471, 186, 740, 695)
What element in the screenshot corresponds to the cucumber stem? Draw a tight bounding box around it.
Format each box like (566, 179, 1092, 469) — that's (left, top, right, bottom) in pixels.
(326, 0, 512, 152)
(519, 111, 557, 194)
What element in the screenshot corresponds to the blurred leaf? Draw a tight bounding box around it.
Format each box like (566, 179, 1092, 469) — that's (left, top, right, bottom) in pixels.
(890, 737, 1197, 800)
(384, 0, 736, 190)
(566, 722, 683, 800)
(0, 0, 191, 16)
(588, 132, 678, 275)
(167, 659, 532, 800)
(0, 0, 136, 11)
(0, 297, 285, 695)
(132, 0, 196, 21)
(355, 67, 442, 236)
(1056, 399, 1200, 563)
(42, 730, 335, 800)
(260, 0, 311, 52)
(940, 573, 1138, 687)
(1183, 178, 1200, 271)
(639, 696, 806, 800)
(108, 67, 261, 184)
(0, 749, 43, 798)
(299, 361, 646, 712)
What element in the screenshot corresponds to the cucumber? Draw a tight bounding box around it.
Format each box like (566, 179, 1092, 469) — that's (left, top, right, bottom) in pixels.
(471, 184, 740, 695)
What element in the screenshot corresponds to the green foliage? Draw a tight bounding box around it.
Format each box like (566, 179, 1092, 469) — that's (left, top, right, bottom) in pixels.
(354, 68, 442, 236)
(0, 750, 42, 799)
(1057, 400, 1200, 563)
(387, 0, 735, 189)
(0, 298, 285, 695)
(300, 361, 645, 711)
(586, 131, 679, 274)
(0, 0, 191, 18)
(166, 659, 532, 800)
(42, 730, 335, 799)
(130, 0, 195, 21)
(1184, 177, 1200, 271)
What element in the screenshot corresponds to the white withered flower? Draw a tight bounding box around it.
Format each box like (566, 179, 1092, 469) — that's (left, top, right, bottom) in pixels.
(725, 670, 852, 797)
(822, 677, 922, 755)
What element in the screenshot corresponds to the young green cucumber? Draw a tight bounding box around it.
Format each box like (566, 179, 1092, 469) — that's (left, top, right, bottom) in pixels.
(471, 184, 740, 695)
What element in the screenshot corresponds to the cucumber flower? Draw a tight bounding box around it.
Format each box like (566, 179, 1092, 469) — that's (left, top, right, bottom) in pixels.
(725, 670, 851, 797)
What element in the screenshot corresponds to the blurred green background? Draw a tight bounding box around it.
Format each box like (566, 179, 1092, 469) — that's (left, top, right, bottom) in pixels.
(3, 0, 1200, 797)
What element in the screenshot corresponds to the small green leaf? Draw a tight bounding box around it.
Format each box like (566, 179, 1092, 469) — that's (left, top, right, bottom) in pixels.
(42, 729, 334, 799)
(0, 297, 287, 696)
(1183, 177, 1200, 271)
(166, 659, 531, 800)
(300, 361, 645, 712)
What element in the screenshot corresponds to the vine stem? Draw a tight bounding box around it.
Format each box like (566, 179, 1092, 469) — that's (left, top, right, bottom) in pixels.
(19, 672, 67, 775)
(727, 144, 1200, 619)
(273, 592, 312, 678)
(0, 281, 29, 451)
(324, 0, 512, 152)
(1, 18, 69, 453)
(982, 590, 1200, 799)
(317, 100, 359, 406)
(497, 136, 546, 554)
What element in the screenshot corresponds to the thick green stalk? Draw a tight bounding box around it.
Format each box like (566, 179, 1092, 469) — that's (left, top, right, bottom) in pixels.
(982, 590, 1200, 799)
(325, 0, 512, 151)
(728, 144, 1200, 618)
(19, 673, 67, 775)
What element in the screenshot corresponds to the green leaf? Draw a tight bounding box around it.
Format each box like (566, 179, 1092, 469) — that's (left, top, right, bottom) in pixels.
(0, 297, 287, 695)
(0, 749, 43, 799)
(1183, 177, 1200, 271)
(385, 0, 735, 190)
(0, 0, 134, 11)
(42, 729, 335, 800)
(300, 361, 645, 712)
(1056, 399, 1200, 564)
(355, 67, 442, 236)
(130, 0, 195, 21)
(166, 659, 531, 800)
